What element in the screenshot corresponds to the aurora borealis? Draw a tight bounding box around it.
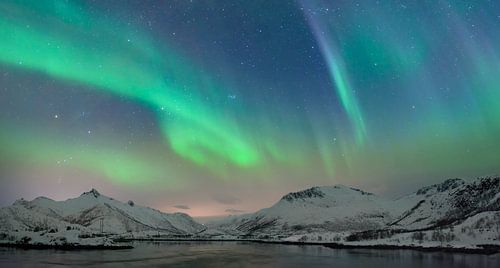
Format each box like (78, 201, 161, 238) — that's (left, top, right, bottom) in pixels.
(1, 0, 499, 217)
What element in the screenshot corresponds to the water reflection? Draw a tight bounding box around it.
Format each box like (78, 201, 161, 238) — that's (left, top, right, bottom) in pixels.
(0, 241, 498, 267)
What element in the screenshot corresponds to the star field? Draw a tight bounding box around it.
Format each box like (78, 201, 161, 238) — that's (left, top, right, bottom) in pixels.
(1, 0, 499, 216)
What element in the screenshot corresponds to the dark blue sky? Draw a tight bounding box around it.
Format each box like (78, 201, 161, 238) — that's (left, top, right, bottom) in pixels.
(1, 0, 499, 216)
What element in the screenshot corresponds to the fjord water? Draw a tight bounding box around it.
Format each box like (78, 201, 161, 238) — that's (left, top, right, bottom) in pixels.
(0, 242, 499, 267)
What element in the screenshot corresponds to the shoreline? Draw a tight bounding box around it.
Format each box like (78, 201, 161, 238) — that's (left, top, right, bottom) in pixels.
(1, 238, 498, 255)
(0, 242, 133, 250)
(115, 238, 500, 255)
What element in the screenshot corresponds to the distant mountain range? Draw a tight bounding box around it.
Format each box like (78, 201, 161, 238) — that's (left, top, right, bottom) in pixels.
(1, 188, 205, 234)
(1, 176, 499, 250)
(212, 177, 500, 237)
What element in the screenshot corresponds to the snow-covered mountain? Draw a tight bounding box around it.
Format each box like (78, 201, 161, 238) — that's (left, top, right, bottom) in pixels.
(0, 189, 205, 235)
(209, 177, 500, 240)
(390, 177, 500, 230)
(211, 185, 409, 236)
(1, 177, 498, 250)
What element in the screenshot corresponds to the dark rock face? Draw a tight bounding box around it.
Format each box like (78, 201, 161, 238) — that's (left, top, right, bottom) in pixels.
(397, 176, 500, 229)
(235, 216, 278, 233)
(282, 187, 325, 202)
(416, 178, 464, 195)
(436, 179, 464, 192)
(443, 177, 500, 222)
(347, 187, 374, 196)
(81, 189, 100, 198)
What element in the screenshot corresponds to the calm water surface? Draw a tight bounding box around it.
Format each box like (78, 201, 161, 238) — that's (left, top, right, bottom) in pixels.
(0, 241, 499, 267)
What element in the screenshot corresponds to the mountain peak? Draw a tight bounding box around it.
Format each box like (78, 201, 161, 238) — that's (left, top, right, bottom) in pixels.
(81, 188, 101, 198)
(416, 178, 465, 196)
(281, 187, 324, 202)
(281, 184, 376, 202)
(13, 198, 27, 206)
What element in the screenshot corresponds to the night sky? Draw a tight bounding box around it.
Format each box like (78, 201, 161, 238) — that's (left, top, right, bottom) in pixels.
(1, 0, 499, 217)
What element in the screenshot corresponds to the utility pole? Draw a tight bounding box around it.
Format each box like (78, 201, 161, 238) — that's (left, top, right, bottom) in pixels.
(99, 218, 104, 234)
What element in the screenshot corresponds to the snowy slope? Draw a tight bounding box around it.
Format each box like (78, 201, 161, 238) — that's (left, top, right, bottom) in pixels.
(212, 185, 409, 236)
(1, 177, 498, 250)
(0, 189, 205, 235)
(390, 177, 500, 230)
(210, 177, 500, 239)
(283, 210, 500, 249)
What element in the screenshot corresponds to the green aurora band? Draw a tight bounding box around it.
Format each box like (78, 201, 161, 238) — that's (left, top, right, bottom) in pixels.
(1, 0, 500, 194)
(0, 125, 177, 187)
(0, 0, 261, 170)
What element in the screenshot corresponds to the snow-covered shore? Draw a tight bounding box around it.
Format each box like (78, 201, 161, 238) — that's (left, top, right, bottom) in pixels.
(0, 229, 131, 249)
(0, 230, 130, 249)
